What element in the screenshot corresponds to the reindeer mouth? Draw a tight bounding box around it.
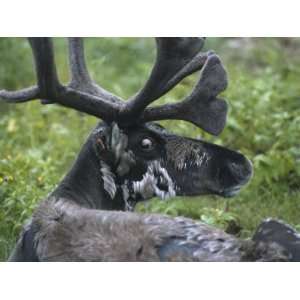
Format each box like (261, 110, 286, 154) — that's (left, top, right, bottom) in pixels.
(220, 186, 243, 198)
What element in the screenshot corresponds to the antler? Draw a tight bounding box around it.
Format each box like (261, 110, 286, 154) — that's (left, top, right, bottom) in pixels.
(0, 37, 228, 135)
(121, 38, 228, 135)
(140, 53, 228, 135)
(0, 38, 123, 121)
(67, 38, 123, 104)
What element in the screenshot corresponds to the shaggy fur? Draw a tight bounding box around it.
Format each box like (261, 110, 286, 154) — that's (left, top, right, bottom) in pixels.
(18, 198, 290, 262)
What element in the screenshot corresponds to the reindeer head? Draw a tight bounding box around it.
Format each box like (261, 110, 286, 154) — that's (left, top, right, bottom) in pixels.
(0, 38, 252, 210)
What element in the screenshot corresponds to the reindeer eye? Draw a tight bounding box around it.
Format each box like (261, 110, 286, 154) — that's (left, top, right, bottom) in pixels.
(140, 137, 154, 151)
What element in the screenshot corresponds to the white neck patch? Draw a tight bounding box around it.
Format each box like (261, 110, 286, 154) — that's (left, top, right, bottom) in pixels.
(101, 159, 176, 208)
(100, 161, 117, 200)
(99, 124, 177, 209)
(132, 160, 176, 201)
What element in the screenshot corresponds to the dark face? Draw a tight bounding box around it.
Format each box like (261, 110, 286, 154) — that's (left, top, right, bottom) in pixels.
(93, 122, 253, 206)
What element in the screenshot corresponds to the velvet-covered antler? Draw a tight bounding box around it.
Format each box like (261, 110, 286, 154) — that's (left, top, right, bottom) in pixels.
(121, 38, 228, 135)
(140, 52, 228, 135)
(0, 38, 123, 121)
(0, 37, 228, 135)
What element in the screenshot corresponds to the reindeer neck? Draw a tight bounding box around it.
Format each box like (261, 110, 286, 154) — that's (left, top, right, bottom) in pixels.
(51, 137, 125, 211)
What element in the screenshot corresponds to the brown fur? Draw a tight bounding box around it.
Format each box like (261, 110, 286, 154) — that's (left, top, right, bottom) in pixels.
(32, 198, 245, 261)
(33, 198, 180, 261)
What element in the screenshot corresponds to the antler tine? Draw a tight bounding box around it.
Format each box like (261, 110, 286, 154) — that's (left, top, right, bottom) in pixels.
(139, 53, 228, 135)
(0, 38, 122, 122)
(0, 86, 39, 103)
(0, 37, 60, 103)
(68, 37, 92, 86)
(120, 37, 208, 120)
(68, 38, 123, 104)
(28, 37, 62, 98)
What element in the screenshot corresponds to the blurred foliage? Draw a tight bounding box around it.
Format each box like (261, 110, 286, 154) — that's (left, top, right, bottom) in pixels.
(1, 38, 300, 260)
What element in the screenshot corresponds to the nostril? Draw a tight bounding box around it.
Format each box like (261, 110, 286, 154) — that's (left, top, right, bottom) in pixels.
(228, 158, 253, 183)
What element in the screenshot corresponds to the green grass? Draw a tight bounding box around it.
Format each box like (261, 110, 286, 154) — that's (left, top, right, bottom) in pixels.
(1, 38, 300, 260)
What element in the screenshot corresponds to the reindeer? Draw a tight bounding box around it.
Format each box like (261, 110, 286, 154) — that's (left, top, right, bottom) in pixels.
(1, 38, 299, 261)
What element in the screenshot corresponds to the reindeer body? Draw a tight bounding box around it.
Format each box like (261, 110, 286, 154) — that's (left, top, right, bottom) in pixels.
(7, 122, 298, 262)
(10, 198, 294, 262)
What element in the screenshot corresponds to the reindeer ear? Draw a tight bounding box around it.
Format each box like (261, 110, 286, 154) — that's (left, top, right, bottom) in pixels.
(110, 123, 128, 162)
(109, 123, 136, 176)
